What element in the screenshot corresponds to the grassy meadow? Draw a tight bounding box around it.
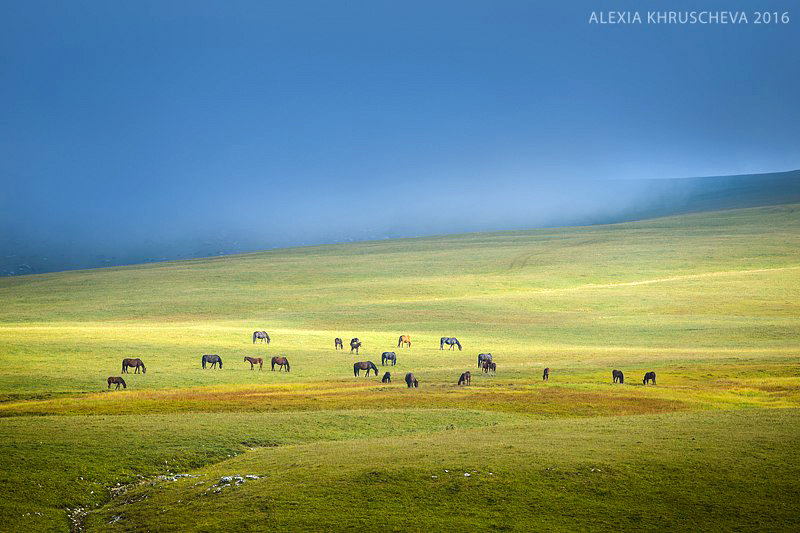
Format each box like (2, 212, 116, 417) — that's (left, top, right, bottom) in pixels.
(1, 204, 799, 531)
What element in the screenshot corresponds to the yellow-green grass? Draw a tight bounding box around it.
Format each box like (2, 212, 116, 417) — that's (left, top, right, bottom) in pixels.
(1, 204, 799, 531)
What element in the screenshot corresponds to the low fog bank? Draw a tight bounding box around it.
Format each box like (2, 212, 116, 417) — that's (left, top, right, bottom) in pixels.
(2, 170, 798, 277)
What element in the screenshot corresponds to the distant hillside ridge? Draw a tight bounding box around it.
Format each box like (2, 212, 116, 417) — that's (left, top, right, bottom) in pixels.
(1, 169, 798, 276)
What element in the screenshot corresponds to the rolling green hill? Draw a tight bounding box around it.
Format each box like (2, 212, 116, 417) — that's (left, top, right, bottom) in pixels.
(1, 204, 799, 531)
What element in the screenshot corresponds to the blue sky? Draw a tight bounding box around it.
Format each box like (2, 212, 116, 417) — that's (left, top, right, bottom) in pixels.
(1, 0, 798, 269)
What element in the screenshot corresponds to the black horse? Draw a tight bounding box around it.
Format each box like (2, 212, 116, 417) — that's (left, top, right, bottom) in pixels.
(458, 371, 471, 386)
(477, 353, 493, 368)
(252, 331, 270, 344)
(405, 372, 419, 388)
(381, 352, 397, 366)
(202, 354, 223, 369)
(543, 367, 549, 381)
(612, 369, 624, 383)
(350, 340, 362, 354)
(107, 376, 126, 390)
(354, 361, 378, 377)
(381, 372, 391, 383)
(335, 338, 343, 350)
(643, 371, 656, 385)
(271, 356, 290, 372)
(440, 337, 462, 351)
(122, 358, 146, 374)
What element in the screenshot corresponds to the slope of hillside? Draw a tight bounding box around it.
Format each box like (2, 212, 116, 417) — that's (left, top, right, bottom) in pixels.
(0, 205, 799, 531)
(3, 169, 799, 277)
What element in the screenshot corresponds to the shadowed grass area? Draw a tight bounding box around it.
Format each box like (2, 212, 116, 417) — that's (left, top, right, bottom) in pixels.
(0, 205, 799, 530)
(88, 408, 800, 532)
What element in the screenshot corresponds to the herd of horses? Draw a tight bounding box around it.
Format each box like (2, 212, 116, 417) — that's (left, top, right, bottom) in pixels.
(106, 331, 658, 391)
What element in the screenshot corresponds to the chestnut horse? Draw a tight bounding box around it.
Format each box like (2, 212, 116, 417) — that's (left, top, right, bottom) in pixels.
(353, 361, 378, 377)
(122, 358, 146, 374)
(271, 356, 290, 372)
(244, 356, 263, 370)
(397, 335, 411, 348)
(107, 376, 126, 390)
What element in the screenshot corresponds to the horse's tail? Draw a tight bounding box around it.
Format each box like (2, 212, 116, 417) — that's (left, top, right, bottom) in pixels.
(398, 336, 402, 347)
(202, 357, 206, 369)
(122, 361, 125, 372)
(353, 363, 358, 377)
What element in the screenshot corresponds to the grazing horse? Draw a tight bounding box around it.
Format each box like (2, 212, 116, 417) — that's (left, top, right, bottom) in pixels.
(381, 352, 397, 366)
(350, 341, 362, 354)
(440, 337, 462, 351)
(382, 371, 391, 383)
(612, 369, 624, 383)
(107, 377, 126, 390)
(405, 372, 419, 388)
(271, 356, 290, 372)
(482, 361, 496, 374)
(354, 361, 378, 377)
(643, 371, 657, 385)
(397, 335, 411, 348)
(244, 356, 263, 370)
(335, 338, 343, 350)
(543, 367, 549, 381)
(458, 371, 471, 386)
(202, 354, 223, 369)
(252, 331, 270, 344)
(122, 358, 146, 374)
(477, 353, 493, 368)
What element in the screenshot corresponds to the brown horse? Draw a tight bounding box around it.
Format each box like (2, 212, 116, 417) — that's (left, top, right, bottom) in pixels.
(482, 361, 496, 374)
(543, 367, 549, 381)
(405, 372, 419, 388)
(397, 335, 411, 348)
(335, 338, 343, 350)
(354, 361, 378, 377)
(458, 371, 471, 386)
(122, 358, 146, 374)
(107, 376, 126, 390)
(244, 356, 263, 370)
(271, 356, 290, 372)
